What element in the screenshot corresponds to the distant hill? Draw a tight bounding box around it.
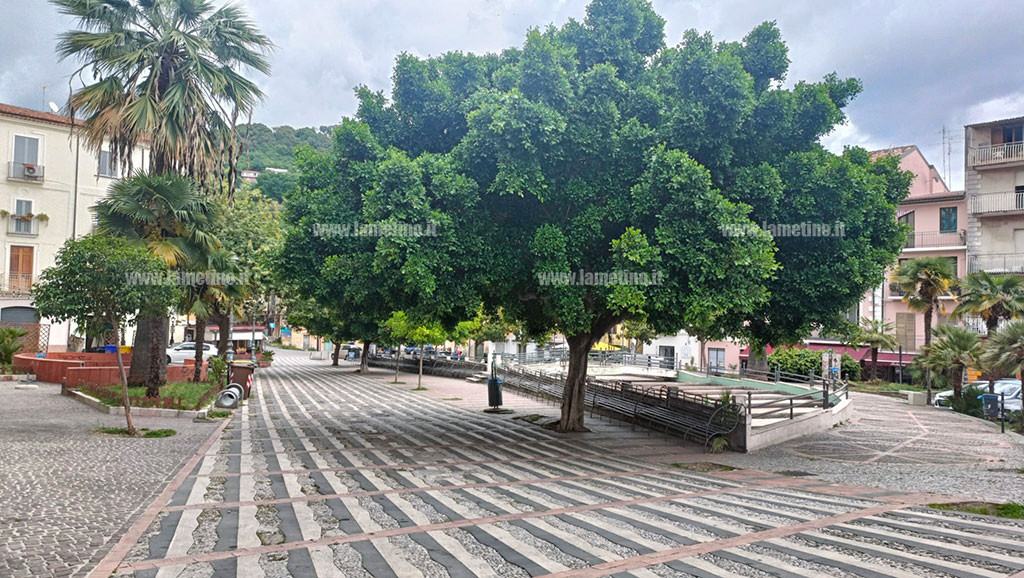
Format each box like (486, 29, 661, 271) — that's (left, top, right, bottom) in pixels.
(238, 123, 334, 171)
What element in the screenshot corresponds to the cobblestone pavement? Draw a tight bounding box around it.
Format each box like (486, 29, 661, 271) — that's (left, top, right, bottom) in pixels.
(719, 392, 1024, 503)
(98, 350, 1024, 578)
(0, 382, 219, 577)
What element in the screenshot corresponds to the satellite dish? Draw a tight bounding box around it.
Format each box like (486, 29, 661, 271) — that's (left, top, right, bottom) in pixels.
(48, 102, 60, 114)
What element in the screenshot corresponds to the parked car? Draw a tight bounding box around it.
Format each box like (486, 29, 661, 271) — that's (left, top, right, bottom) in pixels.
(166, 342, 219, 365)
(933, 379, 1022, 408)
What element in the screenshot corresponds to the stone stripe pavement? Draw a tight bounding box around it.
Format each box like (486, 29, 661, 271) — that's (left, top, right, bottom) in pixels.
(95, 350, 1024, 577)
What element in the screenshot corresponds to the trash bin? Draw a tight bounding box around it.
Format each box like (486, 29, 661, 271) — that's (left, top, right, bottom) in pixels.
(981, 393, 1001, 418)
(487, 377, 503, 408)
(229, 360, 256, 398)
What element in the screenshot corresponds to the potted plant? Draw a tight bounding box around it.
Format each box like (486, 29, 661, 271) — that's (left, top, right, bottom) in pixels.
(0, 210, 10, 219)
(259, 349, 274, 367)
(35, 213, 49, 222)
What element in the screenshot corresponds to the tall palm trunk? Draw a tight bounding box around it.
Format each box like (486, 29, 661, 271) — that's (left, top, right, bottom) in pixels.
(128, 318, 151, 388)
(215, 309, 230, 358)
(193, 317, 207, 382)
(923, 304, 934, 404)
(871, 347, 879, 380)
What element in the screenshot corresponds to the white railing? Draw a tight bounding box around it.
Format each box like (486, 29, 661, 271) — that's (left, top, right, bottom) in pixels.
(969, 191, 1024, 214)
(969, 254, 1024, 274)
(969, 141, 1024, 166)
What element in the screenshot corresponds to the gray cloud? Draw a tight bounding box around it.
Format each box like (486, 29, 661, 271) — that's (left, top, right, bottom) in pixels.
(3, 0, 1021, 189)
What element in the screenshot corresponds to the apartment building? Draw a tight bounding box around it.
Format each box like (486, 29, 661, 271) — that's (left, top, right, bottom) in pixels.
(0, 102, 146, 350)
(965, 116, 1024, 280)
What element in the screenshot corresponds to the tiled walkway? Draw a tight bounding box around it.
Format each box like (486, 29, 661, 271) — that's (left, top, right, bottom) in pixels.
(99, 351, 1024, 577)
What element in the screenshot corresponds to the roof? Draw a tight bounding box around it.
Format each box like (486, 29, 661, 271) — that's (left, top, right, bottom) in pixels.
(869, 145, 917, 161)
(966, 115, 1024, 129)
(899, 190, 965, 206)
(0, 102, 72, 127)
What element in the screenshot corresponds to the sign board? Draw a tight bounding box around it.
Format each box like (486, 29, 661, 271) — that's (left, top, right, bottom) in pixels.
(821, 350, 841, 379)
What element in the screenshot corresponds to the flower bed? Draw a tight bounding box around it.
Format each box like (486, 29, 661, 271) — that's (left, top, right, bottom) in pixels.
(75, 380, 221, 410)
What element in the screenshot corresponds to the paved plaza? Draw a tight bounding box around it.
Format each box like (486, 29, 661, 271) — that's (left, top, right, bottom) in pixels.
(71, 350, 1024, 578)
(0, 383, 219, 577)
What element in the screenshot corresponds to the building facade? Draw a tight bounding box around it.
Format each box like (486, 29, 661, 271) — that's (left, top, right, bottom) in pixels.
(0, 103, 146, 350)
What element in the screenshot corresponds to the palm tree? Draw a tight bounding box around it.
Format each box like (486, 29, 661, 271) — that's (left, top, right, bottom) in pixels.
(54, 0, 272, 184)
(950, 271, 1024, 336)
(892, 257, 957, 403)
(96, 174, 221, 396)
(179, 249, 246, 382)
(858, 317, 899, 381)
(980, 320, 1024, 394)
(918, 324, 980, 399)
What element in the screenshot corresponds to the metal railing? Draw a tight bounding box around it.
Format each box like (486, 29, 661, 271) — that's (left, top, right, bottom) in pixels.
(6, 162, 44, 182)
(969, 254, 1024, 274)
(904, 230, 966, 248)
(969, 191, 1024, 215)
(498, 349, 680, 371)
(0, 274, 33, 296)
(7, 217, 37, 236)
(969, 142, 1024, 167)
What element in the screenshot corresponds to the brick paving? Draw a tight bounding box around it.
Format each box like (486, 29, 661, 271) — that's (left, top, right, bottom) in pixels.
(94, 350, 1024, 577)
(0, 382, 219, 577)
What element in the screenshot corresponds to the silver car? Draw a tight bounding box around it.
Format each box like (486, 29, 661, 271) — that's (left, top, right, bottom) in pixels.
(933, 379, 1022, 408)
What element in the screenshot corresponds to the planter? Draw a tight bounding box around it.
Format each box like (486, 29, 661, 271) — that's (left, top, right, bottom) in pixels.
(0, 373, 36, 382)
(258, 361, 271, 368)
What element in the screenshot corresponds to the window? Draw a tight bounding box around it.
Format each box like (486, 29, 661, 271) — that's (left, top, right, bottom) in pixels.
(708, 348, 726, 370)
(939, 207, 958, 233)
(13, 199, 32, 234)
(895, 312, 916, 352)
(1016, 185, 1024, 210)
(658, 345, 675, 359)
(98, 150, 118, 178)
(11, 135, 40, 180)
(1003, 125, 1023, 144)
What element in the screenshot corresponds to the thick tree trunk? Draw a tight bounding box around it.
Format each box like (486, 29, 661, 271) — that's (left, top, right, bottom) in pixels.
(359, 341, 371, 372)
(747, 345, 769, 373)
(559, 334, 594, 432)
(113, 324, 135, 435)
(127, 316, 152, 388)
(332, 342, 341, 366)
(145, 316, 168, 397)
(216, 313, 230, 358)
(871, 347, 879, 381)
(193, 317, 206, 382)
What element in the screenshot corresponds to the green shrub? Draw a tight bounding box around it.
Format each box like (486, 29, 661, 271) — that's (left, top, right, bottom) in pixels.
(840, 353, 861, 381)
(208, 356, 228, 386)
(260, 349, 274, 362)
(951, 385, 985, 418)
(0, 327, 27, 365)
(767, 347, 821, 376)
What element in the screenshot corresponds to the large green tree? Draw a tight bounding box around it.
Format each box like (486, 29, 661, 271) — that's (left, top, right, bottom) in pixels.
(291, 0, 909, 431)
(34, 235, 178, 434)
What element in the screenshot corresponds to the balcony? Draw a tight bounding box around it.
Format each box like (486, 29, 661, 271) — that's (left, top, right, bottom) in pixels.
(969, 191, 1024, 215)
(7, 217, 38, 236)
(969, 141, 1024, 167)
(904, 230, 966, 249)
(0, 274, 33, 297)
(969, 253, 1024, 274)
(6, 162, 44, 182)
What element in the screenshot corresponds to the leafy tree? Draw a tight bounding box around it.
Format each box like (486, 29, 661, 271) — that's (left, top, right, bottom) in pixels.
(766, 347, 821, 376)
(95, 173, 220, 396)
(951, 271, 1024, 335)
(892, 257, 957, 402)
(383, 311, 476, 389)
(255, 171, 299, 202)
(857, 317, 899, 380)
(239, 123, 333, 171)
(919, 324, 979, 399)
(33, 235, 177, 434)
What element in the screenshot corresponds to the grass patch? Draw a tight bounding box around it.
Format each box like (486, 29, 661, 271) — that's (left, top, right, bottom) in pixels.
(412, 386, 428, 391)
(671, 462, 736, 472)
(929, 501, 1024, 519)
(513, 414, 546, 423)
(86, 381, 218, 410)
(441, 397, 462, 401)
(207, 410, 233, 419)
(850, 380, 925, 394)
(94, 426, 176, 438)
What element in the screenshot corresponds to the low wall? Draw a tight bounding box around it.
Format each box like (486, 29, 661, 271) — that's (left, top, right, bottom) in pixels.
(15, 352, 134, 385)
(744, 398, 854, 452)
(65, 362, 207, 387)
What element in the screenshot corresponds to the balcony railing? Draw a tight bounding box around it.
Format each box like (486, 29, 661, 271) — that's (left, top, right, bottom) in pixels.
(7, 217, 38, 236)
(6, 162, 44, 182)
(904, 230, 966, 249)
(969, 254, 1024, 274)
(0, 274, 33, 296)
(889, 281, 960, 298)
(969, 141, 1024, 167)
(969, 191, 1024, 215)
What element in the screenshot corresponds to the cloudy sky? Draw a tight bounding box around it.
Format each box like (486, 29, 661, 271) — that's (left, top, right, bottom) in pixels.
(2, 0, 1022, 189)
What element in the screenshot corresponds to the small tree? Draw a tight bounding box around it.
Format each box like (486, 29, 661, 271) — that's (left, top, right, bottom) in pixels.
(857, 317, 899, 381)
(384, 312, 448, 390)
(951, 271, 1024, 335)
(980, 320, 1024, 394)
(918, 324, 980, 399)
(33, 235, 178, 434)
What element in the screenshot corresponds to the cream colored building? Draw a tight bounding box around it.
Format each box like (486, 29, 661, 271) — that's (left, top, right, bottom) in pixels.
(965, 116, 1024, 276)
(0, 102, 148, 350)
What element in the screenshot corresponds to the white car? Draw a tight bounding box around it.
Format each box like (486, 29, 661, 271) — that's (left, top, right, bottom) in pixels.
(166, 342, 219, 365)
(933, 379, 1021, 408)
